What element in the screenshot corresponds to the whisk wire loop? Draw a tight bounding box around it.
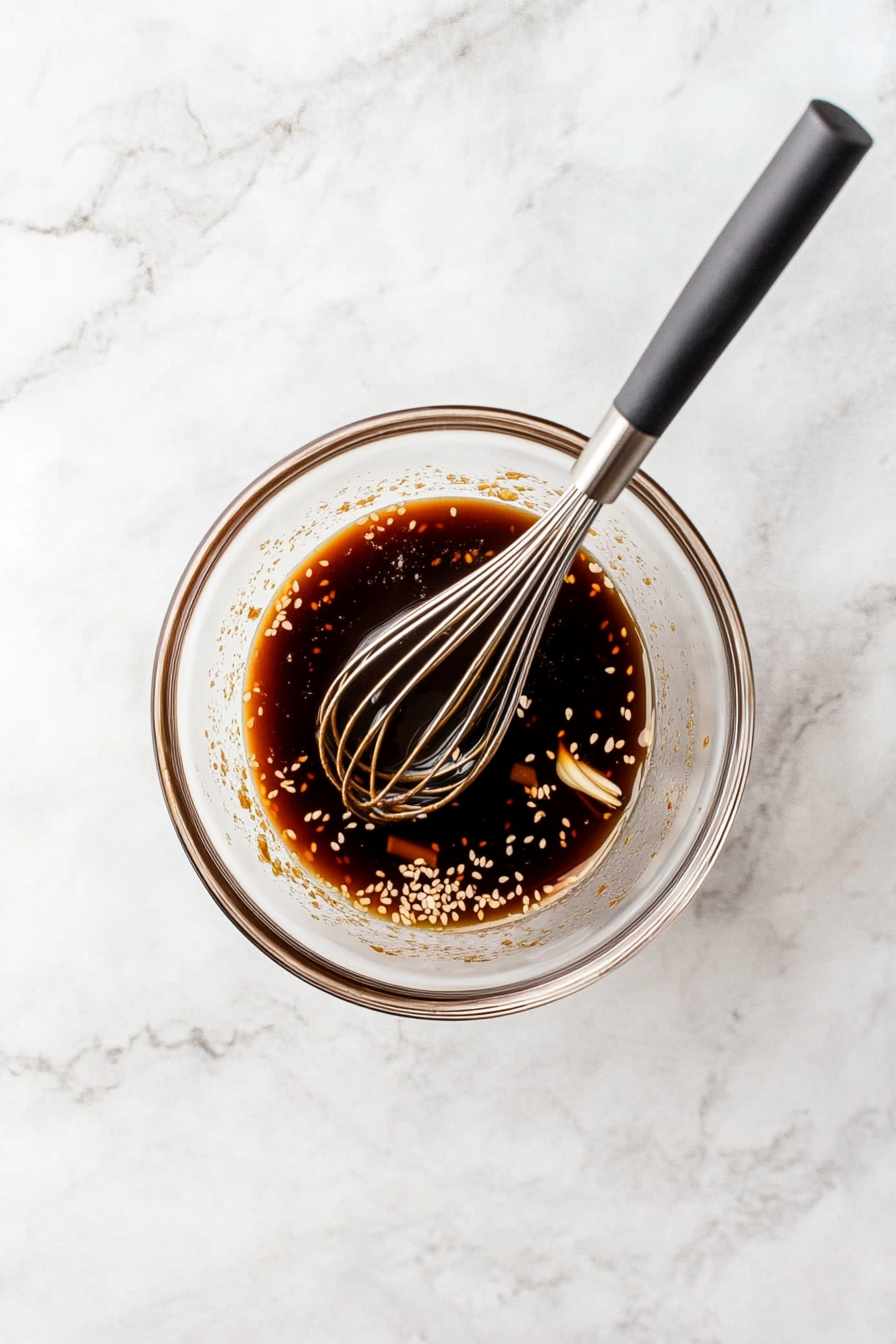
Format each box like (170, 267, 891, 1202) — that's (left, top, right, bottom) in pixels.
(318, 485, 602, 820)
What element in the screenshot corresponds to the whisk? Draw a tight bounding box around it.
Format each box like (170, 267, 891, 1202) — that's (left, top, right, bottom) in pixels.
(318, 100, 871, 821)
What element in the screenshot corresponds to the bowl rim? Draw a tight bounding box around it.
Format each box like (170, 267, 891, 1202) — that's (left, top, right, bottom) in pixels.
(152, 404, 754, 1019)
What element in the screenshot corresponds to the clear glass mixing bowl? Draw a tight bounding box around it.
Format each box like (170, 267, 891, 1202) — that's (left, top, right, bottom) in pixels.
(152, 406, 753, 1018)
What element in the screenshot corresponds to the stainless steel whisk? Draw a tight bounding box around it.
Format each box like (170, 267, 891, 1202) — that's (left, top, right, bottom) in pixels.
(318, 101, 871, 822)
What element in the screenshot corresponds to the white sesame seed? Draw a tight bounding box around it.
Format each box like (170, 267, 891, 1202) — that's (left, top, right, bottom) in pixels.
(564, 707, 573, 720)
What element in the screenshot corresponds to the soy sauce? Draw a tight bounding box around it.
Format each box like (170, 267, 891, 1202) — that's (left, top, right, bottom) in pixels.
(244, 497, 651, 928)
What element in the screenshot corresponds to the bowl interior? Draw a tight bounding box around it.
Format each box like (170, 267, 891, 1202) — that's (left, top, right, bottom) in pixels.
(153, 408, 753, 1017)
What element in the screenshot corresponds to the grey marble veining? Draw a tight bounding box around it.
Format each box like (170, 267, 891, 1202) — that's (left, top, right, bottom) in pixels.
(2, 1, 895, 1339)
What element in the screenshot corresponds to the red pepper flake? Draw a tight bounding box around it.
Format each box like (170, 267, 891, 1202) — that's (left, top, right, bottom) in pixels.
(386, 835, 438, 866)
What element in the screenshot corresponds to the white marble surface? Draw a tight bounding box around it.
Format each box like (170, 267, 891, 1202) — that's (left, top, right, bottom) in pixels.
(2, 1, 895, 1338)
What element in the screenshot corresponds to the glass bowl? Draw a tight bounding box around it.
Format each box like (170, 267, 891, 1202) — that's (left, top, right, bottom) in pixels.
(152, 406, 753, 1018)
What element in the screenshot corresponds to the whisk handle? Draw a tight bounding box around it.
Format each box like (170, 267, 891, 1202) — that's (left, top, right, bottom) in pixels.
(615, 99, 871, 440)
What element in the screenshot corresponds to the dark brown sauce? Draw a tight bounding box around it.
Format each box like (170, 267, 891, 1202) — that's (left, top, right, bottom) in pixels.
(244, 497, 651, 928)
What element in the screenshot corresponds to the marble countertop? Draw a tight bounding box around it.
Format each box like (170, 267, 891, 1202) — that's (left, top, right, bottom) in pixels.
(2, 2, 895, 1339)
